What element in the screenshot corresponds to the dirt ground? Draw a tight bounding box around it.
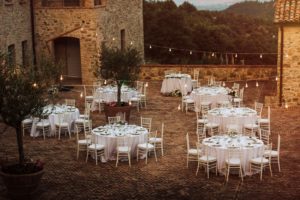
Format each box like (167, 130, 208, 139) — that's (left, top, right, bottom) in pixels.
(0, 80, 299, 200)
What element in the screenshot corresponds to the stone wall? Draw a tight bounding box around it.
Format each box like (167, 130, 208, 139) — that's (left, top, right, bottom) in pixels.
(140, 64, 277, 83)
(275, 25, 300, 107)
(0, 0, 33, 65)
(34, 0, 144, 84)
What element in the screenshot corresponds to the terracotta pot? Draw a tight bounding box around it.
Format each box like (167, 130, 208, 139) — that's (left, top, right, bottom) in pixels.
(0, 168, 44, 200)
(104, 104, 132, 123)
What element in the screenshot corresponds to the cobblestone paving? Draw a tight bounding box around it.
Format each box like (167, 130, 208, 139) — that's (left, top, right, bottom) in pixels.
(0, 80, 299, 200)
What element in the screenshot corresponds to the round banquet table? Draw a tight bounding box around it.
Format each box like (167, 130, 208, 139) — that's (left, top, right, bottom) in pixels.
(207, 107, 257, 133)
(190, 86, 229, 108)
(202, 135, 264, 176)
(92, 85, 138, 111)
(30, 105, 79, 137)
(160, 73, 192, 95)
(92, 124, 148, 162)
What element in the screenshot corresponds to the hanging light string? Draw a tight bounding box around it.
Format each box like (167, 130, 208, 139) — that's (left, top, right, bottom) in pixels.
(146, 43, 278, 57)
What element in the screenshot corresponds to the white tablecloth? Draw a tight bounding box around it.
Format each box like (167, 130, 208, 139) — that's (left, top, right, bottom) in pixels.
(207, 107, 257, 133)
(203, 135, 264, 175)
(92, 124, 148, 162)
(161, 74, 192, 95)
(191, 86, 229, 109)
(92, 85, 138, 111)
(30, 105, 79, 137)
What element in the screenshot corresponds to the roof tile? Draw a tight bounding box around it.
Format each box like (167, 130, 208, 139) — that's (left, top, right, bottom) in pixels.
(274, 0, 300, 23)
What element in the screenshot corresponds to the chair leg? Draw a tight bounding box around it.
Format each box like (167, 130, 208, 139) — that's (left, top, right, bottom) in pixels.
(77, 145, 79, 160)
(86, 149, 89, 162)
(128, 153, 131, 167)
(161, 143, 164, 156)
(95, 151, 98, 165)
(145, 149, 148, 164)
(196, 161, 200, 176)
(116, 152, 119, 167)
(136, 148, 139, 162)
(187, 154, 189, 168)
(278, 157, 281, 172)
(154, 148, 157, 162)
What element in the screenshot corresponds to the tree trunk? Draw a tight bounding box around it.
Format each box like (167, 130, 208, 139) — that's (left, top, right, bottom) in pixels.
(117, 80, 123, 106)
(16, 122, 25, 165)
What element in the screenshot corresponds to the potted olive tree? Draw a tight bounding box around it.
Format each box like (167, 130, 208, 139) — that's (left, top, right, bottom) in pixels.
(94, 45, 142, 122)
(0, 53, 61, 199)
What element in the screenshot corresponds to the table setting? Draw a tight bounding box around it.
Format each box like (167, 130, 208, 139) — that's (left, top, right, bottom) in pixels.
(92, 124, 148, 162)
(161, 73, 192, 95)
(30, 104, 79, 137)
(207, 107, 257, 133)
(190, 86, 229, 108)
(202, 135, 264, 175)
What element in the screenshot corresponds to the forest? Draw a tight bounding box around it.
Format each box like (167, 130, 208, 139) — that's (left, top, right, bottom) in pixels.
(143, 0, 277, 65)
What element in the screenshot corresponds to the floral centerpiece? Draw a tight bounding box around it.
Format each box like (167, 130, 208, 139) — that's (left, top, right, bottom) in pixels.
(228, 129, 238, 138)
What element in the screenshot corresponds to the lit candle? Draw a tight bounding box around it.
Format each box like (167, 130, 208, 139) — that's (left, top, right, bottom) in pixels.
(260, 54, 263, 59)
(285, 102, 288, 109)
(222, 82, 226, 87)
(190, 51, 192, 55)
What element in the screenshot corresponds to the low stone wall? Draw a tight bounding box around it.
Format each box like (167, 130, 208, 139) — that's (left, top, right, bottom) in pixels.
(140, 65, 277, 82)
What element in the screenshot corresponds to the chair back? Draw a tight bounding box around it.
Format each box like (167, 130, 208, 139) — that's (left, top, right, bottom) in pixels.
(259, 128, 270, 145)
(186, 132, 190, 151)
(141, 117, 152, 132)
(108, 116, 121, 124)
(277, 134, 281, 153)
(65, 99, 76, 107)
(254, 102, 264, 117)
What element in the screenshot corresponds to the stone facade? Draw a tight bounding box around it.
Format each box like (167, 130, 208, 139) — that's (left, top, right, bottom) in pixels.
(0, 0, 33, 65)
(34, 0, 144, 84)
(272, 0, 300, 107)
(140, 64, 277, 82)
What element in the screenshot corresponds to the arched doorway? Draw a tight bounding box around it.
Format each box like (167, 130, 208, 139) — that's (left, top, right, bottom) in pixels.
(54, 37, 82, 81)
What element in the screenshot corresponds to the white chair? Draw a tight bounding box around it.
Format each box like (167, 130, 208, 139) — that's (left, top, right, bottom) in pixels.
(225, 147, 243, 182)
(136, 133, 157, 164)
(264, 134, 281, 172)
(243, 123, 259, 137)
(79, 102, 91, 120)
(259, 128, 270, 146)
(36, 118, 51, 140)
(76, 120, 92, 160)
(232, 82, 240, 91)
(55, 113, 71, 140)
(116, 112, 126, 123)
(93, 93, 105, 113)
(108, 116, 121, 124)
(182, 95, 195, 114)
(254, 102, 264, 118)
(65, 99, 76, 107)
(233, 87, 244, 107)
(86, 135, 105, 165)
(83, 85, 94, 105)
(216, 100, 231, 108)
(258, 106, 271, 131)
(250, 143, 273, 181)
(22, 118, 33, 136)
(129, 96, 141, 112)
(196, 122, 206, 143)
(141, 117, 152, 132)
(139, 83, 147, 108)
(186, 132, 198, 168)
(149, 123, 164, 156)
(116, 136, 131, 167)
(191, 69, 199, 89)
(205, 123, 220, 136)
(196, 144, 217, 178)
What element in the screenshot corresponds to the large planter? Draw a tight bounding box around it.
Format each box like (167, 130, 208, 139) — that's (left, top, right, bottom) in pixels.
(0, 168, 44, 200)
(104, 104, 132, 123)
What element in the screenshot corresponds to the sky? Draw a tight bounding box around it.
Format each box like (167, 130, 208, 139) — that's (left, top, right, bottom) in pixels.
(173, 0, 272, 6)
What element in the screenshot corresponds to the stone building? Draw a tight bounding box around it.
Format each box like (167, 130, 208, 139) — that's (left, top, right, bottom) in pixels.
(0, 0, 144, 84)
(33, 0, 144, 84)
(274, 0, 300, 107)
(0, 0, 33, 66)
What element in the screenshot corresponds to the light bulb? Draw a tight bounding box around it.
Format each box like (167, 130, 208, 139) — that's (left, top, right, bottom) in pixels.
(178, 104, 181, 111)
(212, 52, 215, 57)
(129, 101, 132, 106)
(60, 75, 63, 81)
(145, 82, 148, 87)
(285, 102, 288, 109)
(80, 92, 83, 98)
(275, 76, 278, 81)
(149, 45, 152, 49)
(245, 82, 248, 88)
(104, 80, 107, 84)
(256, 81, 259, 87)
(285, 53, 289, 58)
(80, 27, 84, 32)
(112, 37, 115, 41)
(260, 54, 263, 59)
(33, 83, 37, 87)
(222, 82, 226, 87)
(130, 41, 133, 45)
(169, 48, 172, 52)
(235, 53, 238, 58)
(190, 51, 192, 55)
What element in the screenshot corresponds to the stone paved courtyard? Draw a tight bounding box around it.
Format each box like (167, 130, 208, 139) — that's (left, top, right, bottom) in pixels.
(0, 80, 299, 200)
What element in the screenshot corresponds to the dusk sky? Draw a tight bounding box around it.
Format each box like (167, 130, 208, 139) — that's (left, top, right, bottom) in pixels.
(173, 0, 272, 6)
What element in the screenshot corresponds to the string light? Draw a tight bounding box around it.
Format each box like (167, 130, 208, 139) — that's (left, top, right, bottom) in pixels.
(177, 104, 181, 111)
(260, 54, 263, 59)
(80, 27, 84, 32)
(275, 76, 278, 81)
(33, 83, 37, 87)
(235, 53, 238, 58)
(112, 37, 115, 41)
(60, 75, 63, 81)
(80, 92, 83, 98)
(256, 81, 259, 87)
(149, 45, 152, 49)
(104, 80, 107, 85)
(190, 51, 192, 55)
(95, 33, 98, 36)
(169, 48, 172, 52)
(129, 101, 132, 106)
(285, 53, 289, 58)
(130, 41, 133, 45)
(245, 82, 248, 88)
(222, 81, 226, 87)
(145, 82, 149, 87)
(285, 102, 288, 109)
(212, 52, 215, 57)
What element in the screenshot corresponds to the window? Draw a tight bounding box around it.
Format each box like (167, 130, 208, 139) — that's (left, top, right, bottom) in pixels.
(7, 44, 16, 67)
(22, 40, 29, 66)
(94, 0, 102, 6)
(120, 29, 125, 51)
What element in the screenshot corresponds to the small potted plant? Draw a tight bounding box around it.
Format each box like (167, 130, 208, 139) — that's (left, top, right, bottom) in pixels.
(94, 44, 142, 122)
(0, 53, 60, 199)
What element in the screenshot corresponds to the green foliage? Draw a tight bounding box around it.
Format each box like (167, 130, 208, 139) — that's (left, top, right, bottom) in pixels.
(144, 0, 277, 65)
(0, 52, 60, 165)
(94, 45, 142, 105)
